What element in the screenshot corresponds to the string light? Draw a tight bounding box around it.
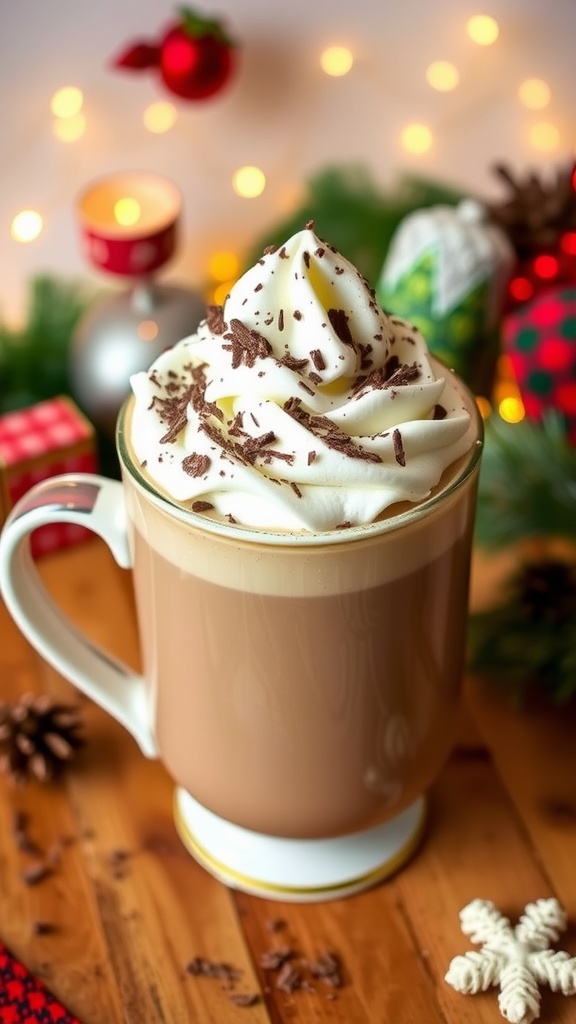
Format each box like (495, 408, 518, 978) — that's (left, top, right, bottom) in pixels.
(143, 101, 178, 133)
(533, 254, 559, 279)
(208, 250, 240, 281)
(561, 232, 576, 256)
(529, 121, 560, 152)
(518, 78, 551, 110)
(213, 280, 234, 305)
(499, 396, 525, 422)
(426, 61, 459, 91)
(50, 86, 83, 119)
(320, 46, 354, 76)
(232, 166, 266, 198)
(466, 15, 499, 46)
(400, 123, 433, 154)
(137, 320, 159, 341)
(509, 276, 534, 302)
(11, 210, 43, 242)
(53, 113, 86, 142)
(114, 197, 141, 227)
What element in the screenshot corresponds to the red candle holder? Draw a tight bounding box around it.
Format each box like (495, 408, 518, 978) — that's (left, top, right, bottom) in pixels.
(77, 171, 181, 278)
(71, 171, 205, 437)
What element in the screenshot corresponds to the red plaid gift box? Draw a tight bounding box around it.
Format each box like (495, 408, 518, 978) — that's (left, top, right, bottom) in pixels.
(0, 397, 97, 558)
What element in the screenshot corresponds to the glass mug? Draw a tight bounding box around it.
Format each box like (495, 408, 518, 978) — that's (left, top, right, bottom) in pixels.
(0, 387, 482, 901)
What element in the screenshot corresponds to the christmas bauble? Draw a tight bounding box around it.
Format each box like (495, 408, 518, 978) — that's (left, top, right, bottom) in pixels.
(503, 286, 576, 444)
(70, 282, 205, 437)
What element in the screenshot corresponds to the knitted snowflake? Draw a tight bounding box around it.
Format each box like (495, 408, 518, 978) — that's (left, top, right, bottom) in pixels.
(445, 898, 576, 1024)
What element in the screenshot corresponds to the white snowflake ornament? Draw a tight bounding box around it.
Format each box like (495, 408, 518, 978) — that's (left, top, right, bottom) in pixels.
(445, 898, 576, 1024)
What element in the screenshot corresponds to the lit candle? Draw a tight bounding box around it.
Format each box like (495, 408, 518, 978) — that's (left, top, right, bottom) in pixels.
(77, 172, 182, 277)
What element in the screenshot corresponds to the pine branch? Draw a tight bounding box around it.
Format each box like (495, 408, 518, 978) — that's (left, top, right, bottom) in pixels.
(475, 412, 576, 549)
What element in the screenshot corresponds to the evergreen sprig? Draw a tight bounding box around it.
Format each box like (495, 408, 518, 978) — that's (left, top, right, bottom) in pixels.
(244, 165, 465, 289)
(0, 275, 93, 414)
(475, 412, 576, 549)
(469, 559, 576, 705)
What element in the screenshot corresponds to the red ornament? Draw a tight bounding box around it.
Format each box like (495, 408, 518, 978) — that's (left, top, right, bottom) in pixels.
(112, 6, 237, 102)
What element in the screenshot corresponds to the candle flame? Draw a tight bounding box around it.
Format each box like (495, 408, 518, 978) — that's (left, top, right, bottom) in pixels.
(114, 197, 141, 227)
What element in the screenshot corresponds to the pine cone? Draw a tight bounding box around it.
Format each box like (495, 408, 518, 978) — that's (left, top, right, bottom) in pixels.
(0, 693, 84, 784)
(487, 159, 576, 258)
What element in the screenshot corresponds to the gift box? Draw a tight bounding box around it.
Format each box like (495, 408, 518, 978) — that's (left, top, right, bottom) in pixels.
(0, 396, 97, 558)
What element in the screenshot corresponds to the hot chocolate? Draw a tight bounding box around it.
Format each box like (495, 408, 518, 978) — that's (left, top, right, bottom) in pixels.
(120, 386, 479, 838)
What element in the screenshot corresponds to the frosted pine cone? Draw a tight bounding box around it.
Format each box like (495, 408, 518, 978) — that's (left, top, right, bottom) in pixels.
(0, 692, 84, 784)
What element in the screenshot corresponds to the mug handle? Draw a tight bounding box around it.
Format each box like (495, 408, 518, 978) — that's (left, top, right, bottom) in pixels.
(0, 473, 157, 757)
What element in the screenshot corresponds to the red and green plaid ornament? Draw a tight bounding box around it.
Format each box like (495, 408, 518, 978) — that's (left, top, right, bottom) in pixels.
(503, 287, 576, 445)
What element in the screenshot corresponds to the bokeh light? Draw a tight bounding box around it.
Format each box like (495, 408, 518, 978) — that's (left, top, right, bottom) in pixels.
(213, 281, 234, 306)
(232, 166, 266, 198)
(518, 78, 551, 110)
(143, 102, 178, 133)
(533, 254, 559, 279)
(426, 61, 459, 91)
(400, 123, 433, 154)
(11, 210, 43, 242)
(209, 250, 240, 282)
(114, 197, 141, 227)
(509, 277, 534, 303)
(51, 86, 84, 119)
(498, 396, 525, 423)
(475, 395, 492, 420)
(529, 122, 560, 152)
(52, 113, 86, 142)
(466, 15, 499, 45)
(320, 46, 354, 76)
(137, 320, 159, 341)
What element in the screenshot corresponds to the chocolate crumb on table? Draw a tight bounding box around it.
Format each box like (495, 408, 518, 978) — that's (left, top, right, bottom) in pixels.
(22, 861, 53, 886)
(32, 920, 57, 936)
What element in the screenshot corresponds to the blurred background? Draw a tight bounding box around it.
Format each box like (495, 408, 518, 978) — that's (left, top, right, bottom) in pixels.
(1, 0, 575, 323)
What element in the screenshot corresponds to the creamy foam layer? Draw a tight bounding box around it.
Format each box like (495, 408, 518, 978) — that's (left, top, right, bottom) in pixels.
(122, 415, 480, 596)
(129, 225, 475, 533)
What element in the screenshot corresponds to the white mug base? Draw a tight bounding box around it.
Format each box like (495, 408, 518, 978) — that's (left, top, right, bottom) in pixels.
(173, 788, 426, 902)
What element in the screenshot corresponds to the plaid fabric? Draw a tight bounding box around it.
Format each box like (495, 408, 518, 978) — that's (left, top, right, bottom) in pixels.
(0, 943, 81, 1023)
(0, 397, 97, 557)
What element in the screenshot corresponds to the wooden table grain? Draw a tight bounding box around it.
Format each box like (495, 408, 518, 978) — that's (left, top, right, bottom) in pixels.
(1, 538, 575, 1024)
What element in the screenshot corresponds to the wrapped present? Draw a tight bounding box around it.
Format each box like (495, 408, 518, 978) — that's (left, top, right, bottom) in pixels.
(377, 199, 515, 395)
(0, 396, 97, 557)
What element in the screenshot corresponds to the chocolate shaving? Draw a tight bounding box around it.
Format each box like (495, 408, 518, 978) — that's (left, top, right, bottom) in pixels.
(298, 381, 315, 396)
(293, 309, 302, 320)
(278, 309, 284, 331)
(206, 304, 227, 335)
(260, 948, 295, 971)
(393, 428, 406, 467)
(22, 862, 53, 886)
(385, 362, 420, 388)
(230, 993, 260, 1007)
(222, 318, 272, 369)
(290, 482, 303, 498)
(303, 251, 310, 269)
(263, 244, 278, 255)
(276, 961, 302, 994)
(305, 219, 314, 230)
(192, 501, 215, 513)
(433, 403, 447, 420)
(280, 354, 308, 372)
(182, 453, 211, 477)
(284, 398, 381, 464)
(186, 957, 241, 986)
(306, 952, 343, 987)
(310, 348, 326, 371)
(327, 308, 353, 346)
(307, 450, 316, 465)
(279, 247, 288, 260)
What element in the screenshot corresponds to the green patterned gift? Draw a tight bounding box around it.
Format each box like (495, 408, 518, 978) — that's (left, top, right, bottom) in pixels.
(377, 200, 514, 395)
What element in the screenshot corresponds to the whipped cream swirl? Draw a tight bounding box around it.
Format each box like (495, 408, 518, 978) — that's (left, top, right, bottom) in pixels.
(129, 224, 475, 532)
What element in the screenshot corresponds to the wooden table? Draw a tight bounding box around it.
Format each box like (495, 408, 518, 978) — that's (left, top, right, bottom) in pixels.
(1, 538, 575, 1024)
